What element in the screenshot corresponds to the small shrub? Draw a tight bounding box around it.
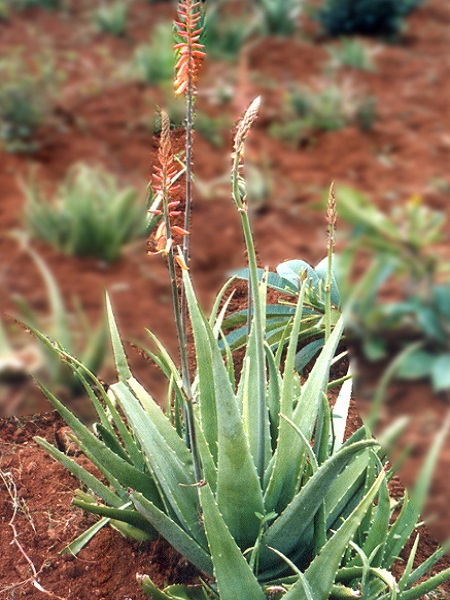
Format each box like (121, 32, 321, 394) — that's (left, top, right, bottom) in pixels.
(0, 54, 55, 153)
(23, 164, 151, 263)
(337, 188, 450, 392)
(204, 5, 259, 61)
(254, 0, 303, 36)
(327, 38, 375, 71)
(130, 23, 174, 85)
(94, 1, 129, 37)
(0, 245, 109, 399)
(270, 81, 376, 145)
(316, 0, 426, 37)
(195, 111, 230, 147)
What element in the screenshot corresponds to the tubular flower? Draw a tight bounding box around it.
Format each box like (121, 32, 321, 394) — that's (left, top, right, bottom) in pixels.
(149, 111, 189, 257)
(174, 0, 206, 97)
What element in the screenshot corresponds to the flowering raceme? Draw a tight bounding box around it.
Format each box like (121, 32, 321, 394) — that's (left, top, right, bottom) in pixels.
(174, 0, 206, 96)
(149, 112, 189, 257)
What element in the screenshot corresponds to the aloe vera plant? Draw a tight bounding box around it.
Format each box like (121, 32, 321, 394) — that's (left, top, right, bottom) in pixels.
(1, 243, 108, 397)
(222, 255, 342, 373)
(33, 0, 450, 597)
(34, 99, 450, 599)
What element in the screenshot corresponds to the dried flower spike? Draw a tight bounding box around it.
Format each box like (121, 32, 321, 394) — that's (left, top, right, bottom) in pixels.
(174, 0, 206, 97)
(149, 110, 189, 257)
(152, 111, 178, 201)
(327, 181, 337, 248)
(234, 96, 261, 159)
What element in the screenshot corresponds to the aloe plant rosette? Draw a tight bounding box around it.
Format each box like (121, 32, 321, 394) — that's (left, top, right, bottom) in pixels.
(33, 95, 450, 599)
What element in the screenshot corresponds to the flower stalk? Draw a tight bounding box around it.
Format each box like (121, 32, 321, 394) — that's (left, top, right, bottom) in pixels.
(324, 181, 337, 342)
(150, 110, 201, 482)
(232, 97, 267, 482)
(174, 0, 206, 383)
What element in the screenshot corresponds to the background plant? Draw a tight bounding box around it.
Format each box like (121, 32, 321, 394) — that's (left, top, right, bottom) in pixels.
(203, 2, 259, 61)
(94, 1, 129, 37)
(223, 256, 342, 373)
(326, 38, 376, 71)
(0, 244, 108, 401)
(23, 164, 152, 263)
(270, 81, 376, 146)
(315, 0, 426, 37)
(195, 111, 230, 147)
(7, 0, 62, 10)
(130, 23, 175, 85)
(337, 187, 450, 392)
(254, 0, 303, 36)
(0, 53, 55, 153)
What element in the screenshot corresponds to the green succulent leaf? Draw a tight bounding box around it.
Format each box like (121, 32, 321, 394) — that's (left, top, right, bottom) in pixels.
(198, 483, 266, 600)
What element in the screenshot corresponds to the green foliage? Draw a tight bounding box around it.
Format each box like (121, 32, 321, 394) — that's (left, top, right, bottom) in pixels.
(94, 1, 129, 37)
(32, 3, 449, 595)
(131, 23, 175, 85)
(195, 112, 230, 147)
(8, 0, 61, 9)
(327, 38, 375, 71)
(0, 53, 54, 153)
(223, 257, 341, 373)
(153, 97, 186, 132)
(203, 4, 259, 61)
(337, 187, 450, 392)
(23, 164, 152, 263)
(254, 0, 303, 36)
(0, 246, 108, 398)
(315, 0, 426, 37)
(270, 82, 376, 145)
(0, 0, 10, 19)
(35, 269, 450, 598)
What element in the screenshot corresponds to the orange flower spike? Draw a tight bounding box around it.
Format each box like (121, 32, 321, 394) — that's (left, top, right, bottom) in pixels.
(174, 0, 206, 97)
(152, 111, 178, 199)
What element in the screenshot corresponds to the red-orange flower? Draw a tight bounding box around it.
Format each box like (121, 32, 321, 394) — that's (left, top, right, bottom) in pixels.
(152, 112, 178, 200)
(174, 0, 206, 97)
(149, 111, 189, 257)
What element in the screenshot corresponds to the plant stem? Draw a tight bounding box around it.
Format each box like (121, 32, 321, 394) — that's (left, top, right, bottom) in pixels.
(180, 36, 194, 401)
(162, 177, 201, 483)
(231, 152, 267, 482)
(324, 183, 336, 342)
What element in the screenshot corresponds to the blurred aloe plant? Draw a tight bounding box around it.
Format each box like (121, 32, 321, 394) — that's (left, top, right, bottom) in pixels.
(94, 1, 129, 37)
(270, 81, 376, 146)
(254, 0, 303, 36)
(0, 245, 108, 402)
(23, 164, 152, 263)
(0, 52, 55, 153)
(203, 1, 259, 61)
(131, 23, 175, 85)
(337, 187, 450, 392)
(7, 0, 62, 9)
